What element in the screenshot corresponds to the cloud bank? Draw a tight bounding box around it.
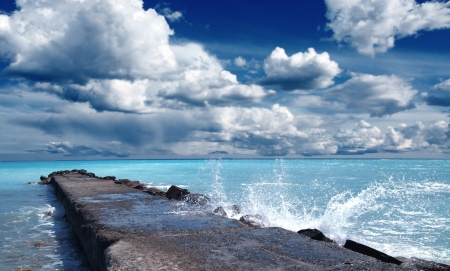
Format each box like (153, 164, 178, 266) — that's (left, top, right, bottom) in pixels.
(325, 0, 450, 56)
(0, 0, 272, 113)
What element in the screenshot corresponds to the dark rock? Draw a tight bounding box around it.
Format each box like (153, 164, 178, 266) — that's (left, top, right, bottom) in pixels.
(213, 206, 228, 217)
(116, 179, 131, 185)
(44, 211, 52, 216)
(231, 204, 241, 217)
(71, 169, 78, 172)
(166, 185, 190, 200)
(85, 172, 96, 178)
(133, 184, 146, 190)
(34, 242, 43, 247)
(184, 194, 211, 205)
(398, 257, 450, 270)
(125, 181, 140, 188)
(38, 177, 50, 185)
(78, 169, 87, 175)
(239, 214, 264, 228)
(145, 188, 166, 197)
(297, 229, 334, 243)
(103, 176, 116, 181)
(344, 239, 402, 265)
(28, 182, 37, 185)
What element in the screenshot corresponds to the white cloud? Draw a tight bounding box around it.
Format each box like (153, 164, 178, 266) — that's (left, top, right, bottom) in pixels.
(433, 79, 450, 92)
(163, 9, 183, 22)
(234, 56, 247, 67)
(212, 105, 338, 156)
(260, 47, 341, 91)
(325, 0, 450, 56)
(0, 0, 176, 82)
(325, 73, 417, 117)
(0, 0, 272, 112)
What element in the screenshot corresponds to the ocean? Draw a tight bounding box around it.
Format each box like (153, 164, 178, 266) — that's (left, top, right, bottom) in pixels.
(0, 159, 449, 270)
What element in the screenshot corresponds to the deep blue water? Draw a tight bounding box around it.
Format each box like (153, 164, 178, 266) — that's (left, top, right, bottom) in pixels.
(1, 159, 449, 269)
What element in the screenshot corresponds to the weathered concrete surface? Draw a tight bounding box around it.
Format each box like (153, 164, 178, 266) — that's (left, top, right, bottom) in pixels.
(51, 171, 442, 271)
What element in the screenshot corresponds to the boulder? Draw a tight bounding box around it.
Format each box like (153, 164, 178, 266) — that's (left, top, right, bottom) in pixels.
(231, 204, 242, 217)
(145, 188, 166, 197)
(125, 181, 140, 188)
(38, 177, 50, 185)
(184, 194, 211, 205)
(344, 239, 402, 265)
(85, 172, 96, 178)
(297, 229, 334, 243)
(166, 185, 190, 200)
(398, 257, 450, 270)
(239, 214, 264, 228)
(133, 184, 146, 190)
(213, 206, 228, 217)
(78, 169, 87, 175)
(103, 176, 116, 181)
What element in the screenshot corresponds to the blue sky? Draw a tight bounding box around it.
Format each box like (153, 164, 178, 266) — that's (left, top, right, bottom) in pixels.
(1, 0, 450, 160)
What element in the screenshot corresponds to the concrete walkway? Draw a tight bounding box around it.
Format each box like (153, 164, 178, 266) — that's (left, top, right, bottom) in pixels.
(50, 171, 441, 271)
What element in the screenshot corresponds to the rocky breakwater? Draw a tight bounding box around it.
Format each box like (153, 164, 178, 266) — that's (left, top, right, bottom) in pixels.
(41, 170, 449, 271)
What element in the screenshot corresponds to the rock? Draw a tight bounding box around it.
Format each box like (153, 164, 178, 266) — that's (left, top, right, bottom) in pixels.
(85, 172, 96, 178)
(133, 184, 146, 190)
(166, 185, 190, 200)
(28, 182, 37, 185)
(125, 181, 140, 188)
(239, 214, 264, 228)
(34, 242, 43, 247)
(184, 194, 211, 205)
(344, 239, 402, 265)
(145, 188, 166, 197)
(115, 179, 131, 185)
(16, 267, 32, 271)
(213, 206, 228, 217)
(44, 211, 52, 216)
(103, 176, 116, 181)
(231, 204, 242, 217)
(38, 177, 50, 185)
(297, 229, 334, 243)
(398, 257, 450, 270)
(78, 169, 87, 175)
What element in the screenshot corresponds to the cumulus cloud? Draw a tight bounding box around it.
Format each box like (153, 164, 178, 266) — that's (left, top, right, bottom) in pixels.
(334, 120, 385, 154)
(325, 0, 450, 56)
(433, 79, 450, 92)
(211, 104, 338, 156)
(334, 120, 416, 154)
(324, 73, 417, 117)
(259, 47, 341, 91)
(0, 0, 272, 112)
(422, 80, 450, 107)
(234, 56, 247, 67)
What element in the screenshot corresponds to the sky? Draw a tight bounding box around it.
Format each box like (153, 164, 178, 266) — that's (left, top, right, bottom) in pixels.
(1, 0, 450, 160)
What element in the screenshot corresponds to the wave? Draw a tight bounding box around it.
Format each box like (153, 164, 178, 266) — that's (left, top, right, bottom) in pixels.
(198, 159, 450, 265)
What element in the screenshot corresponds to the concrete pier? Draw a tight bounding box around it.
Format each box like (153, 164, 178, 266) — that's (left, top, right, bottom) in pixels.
(49, 171, 448, 270)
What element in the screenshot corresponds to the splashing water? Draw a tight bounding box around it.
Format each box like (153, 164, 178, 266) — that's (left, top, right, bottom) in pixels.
(1, 159, 449, 266)
(198, 159, 450, 264)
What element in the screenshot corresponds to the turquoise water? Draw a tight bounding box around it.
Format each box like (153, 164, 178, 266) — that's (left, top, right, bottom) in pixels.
(1, 159, 449, 269)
